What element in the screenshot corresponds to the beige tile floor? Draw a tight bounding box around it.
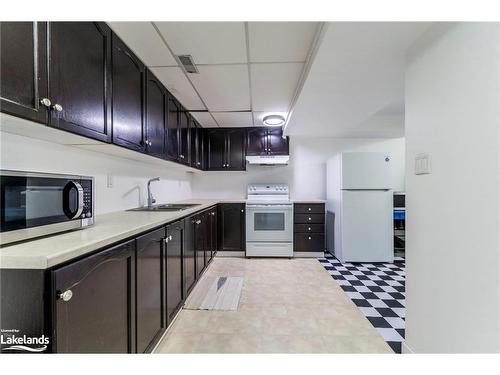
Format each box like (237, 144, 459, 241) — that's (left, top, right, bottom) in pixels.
(154, 257, 393, 353)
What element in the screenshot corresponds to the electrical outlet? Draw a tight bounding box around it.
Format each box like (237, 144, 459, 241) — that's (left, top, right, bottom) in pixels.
(107, 174, 114, 188)
(415, 153, 431, 175)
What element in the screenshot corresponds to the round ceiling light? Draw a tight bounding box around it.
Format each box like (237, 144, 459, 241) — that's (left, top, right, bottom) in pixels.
(263, 114, 285, 127)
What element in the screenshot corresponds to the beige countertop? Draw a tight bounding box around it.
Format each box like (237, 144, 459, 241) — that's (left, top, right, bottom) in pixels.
(0, 198, 324, 270)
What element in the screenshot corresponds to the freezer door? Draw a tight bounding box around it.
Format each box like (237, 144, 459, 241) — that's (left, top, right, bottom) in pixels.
(341, 152, 392, 189)
(340, 190, 393, 263)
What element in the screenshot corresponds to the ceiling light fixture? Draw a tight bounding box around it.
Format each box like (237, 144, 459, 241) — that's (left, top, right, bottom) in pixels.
(263, 115, 285, 127)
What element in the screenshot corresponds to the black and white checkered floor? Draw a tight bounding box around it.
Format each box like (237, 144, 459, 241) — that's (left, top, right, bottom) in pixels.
(318, 253, 406, 353)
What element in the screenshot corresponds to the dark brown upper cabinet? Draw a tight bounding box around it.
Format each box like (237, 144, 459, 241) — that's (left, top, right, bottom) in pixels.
(205, 128, 246, 171)
(246, 127, 289, 156)
(0, 22, 48, 124)
(178, 110, 190, 165)
(205, 128, 226, 170)
(145, 70, 167, 158)
(48, 22, 112, 142)
(246, 127, 268, 156)
(226, 128, 246, 170)
(190, 118, 204, 170)
(166, 94, 180, 162)
(111, 32, 146, 152)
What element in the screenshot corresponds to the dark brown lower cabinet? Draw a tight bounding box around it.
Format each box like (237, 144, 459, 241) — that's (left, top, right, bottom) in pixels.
(218, 203, 245, 252)
(183, 216, 197, 296)
(136, 228, 165, 353)
(165, 221, 184, 325)
(195, 212, 207, 278)
(51, 240, 136, 353)
(293, 203, 326, 252)
(207, 207, 217, 262)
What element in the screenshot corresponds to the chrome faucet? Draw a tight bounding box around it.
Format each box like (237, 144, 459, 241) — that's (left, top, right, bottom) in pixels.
(147, 177, 160, 207)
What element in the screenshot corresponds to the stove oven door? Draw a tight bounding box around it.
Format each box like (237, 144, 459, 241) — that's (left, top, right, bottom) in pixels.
(245, 204, 293, 242)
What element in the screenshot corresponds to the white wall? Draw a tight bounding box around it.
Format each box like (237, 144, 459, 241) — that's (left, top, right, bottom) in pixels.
(404, 23, 500, 353)
(192, 137, 405, 200)
(0, 132, 193, 215)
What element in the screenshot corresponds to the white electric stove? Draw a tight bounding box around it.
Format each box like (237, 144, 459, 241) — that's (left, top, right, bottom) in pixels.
(245, 184, 294, 257)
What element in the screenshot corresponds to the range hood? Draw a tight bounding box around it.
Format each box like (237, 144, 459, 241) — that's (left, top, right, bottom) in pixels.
(246, 155, 290, 166)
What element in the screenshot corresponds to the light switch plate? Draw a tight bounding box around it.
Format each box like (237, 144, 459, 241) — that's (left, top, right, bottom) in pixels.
(107, 174, 114, 188)
(415, 153, 431, 175)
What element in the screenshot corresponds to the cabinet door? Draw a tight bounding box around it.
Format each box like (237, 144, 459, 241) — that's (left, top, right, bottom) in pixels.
(166, 221, 184, 324)
(218, 203, 245, 252)
(206, 129, 226, 170)
(246, 127, 268, 156)
(136, 228, 164, 353)
(267, 127, 289, 155)
(51, 240, 135, 353)
(178, 111, 190, 165)
(226, 129, 246, 170)
(0, 22, 48, 124)
(166, 94, 180, 161)
(145, 70, 166, 158)
(183, 216, 197, 296)
(111, 33, 145, 152)
(194, 214, 206, 277)
(207, 208, 217, 262)
(48, 22, 111, 142)
(190, 119, 200, 168)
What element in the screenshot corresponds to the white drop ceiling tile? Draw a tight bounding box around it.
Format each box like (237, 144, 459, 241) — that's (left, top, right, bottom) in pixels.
(211, 112, 253, 128)
(107, 22, 177, 66)
(150, 67, 205, 110)
(250, 63, 303, 112)
(190, 65, 250, 111)
(189, 112, 218, 128)
(253, 111, 288, 126)
(154, 22, 247, 64)
(248, 22, 317, 63)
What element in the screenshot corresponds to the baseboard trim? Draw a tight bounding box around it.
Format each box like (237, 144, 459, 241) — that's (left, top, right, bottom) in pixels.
(401, 341, 414, 354)
(215, 251, 245, 257)
(294, 251, 324, 258)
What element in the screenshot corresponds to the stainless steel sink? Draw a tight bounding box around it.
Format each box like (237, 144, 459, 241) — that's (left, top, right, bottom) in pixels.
(128, 203, 201, 212)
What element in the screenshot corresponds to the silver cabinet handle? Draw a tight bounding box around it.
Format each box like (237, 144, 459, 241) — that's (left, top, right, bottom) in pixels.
(241, 209, 244, 213)
(195, 219, 201, 225)
(145, 140, 152, 146)
(149, 141, 152, 146)
(169, 235, 173, 240)
(197, 162, 201, 166)
(308, 217, 311, 221)
(308, 236, 312, 240)
(164, 238, 169, 244)
(180, 155, 185, 159)
(308, 207, 312, 211)
(40, 98, 52, 107)
(308, 227, 311, 231)
(52, 103, 63, 112)
(59, 290, 73, 302)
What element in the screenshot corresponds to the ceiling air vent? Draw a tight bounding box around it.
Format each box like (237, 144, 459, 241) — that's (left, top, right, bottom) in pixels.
(177, 55, 199, 74)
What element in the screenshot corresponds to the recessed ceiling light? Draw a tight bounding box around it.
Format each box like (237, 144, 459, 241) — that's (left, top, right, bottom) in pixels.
(263, 114, 285, 127)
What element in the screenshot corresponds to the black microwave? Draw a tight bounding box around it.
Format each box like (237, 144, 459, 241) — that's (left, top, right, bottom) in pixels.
(0, 170, 94, 245)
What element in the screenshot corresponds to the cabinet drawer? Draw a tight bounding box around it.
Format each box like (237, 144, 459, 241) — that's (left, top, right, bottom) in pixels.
(294, 224, 324, 233)
(294, 203, 325, 214)
(294, 233, 325, 252)
(294, 213, 325, 224)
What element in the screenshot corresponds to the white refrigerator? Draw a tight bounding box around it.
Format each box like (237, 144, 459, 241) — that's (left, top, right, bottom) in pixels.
(326, 152, 394, 263)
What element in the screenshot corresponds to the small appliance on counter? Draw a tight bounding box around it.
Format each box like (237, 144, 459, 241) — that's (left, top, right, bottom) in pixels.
(245, 183, 293, 257)
(0, 170, 94, 245)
